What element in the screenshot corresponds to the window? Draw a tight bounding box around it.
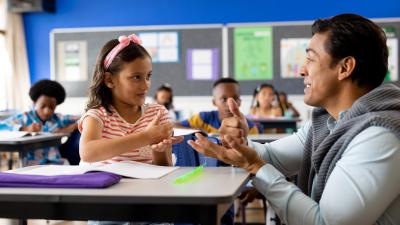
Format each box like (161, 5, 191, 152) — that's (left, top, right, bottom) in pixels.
(0, 0, 9, 110)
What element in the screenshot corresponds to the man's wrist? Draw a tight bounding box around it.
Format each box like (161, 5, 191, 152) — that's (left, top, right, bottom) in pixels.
(247, 160, 266, 175)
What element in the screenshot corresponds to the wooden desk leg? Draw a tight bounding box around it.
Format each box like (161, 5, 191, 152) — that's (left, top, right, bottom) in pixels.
(19, 219, 27, 225)
(8, 152, 13, 170)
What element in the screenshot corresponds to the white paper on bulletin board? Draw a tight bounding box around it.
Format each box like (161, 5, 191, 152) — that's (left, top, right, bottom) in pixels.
(57, 41, 88, 81)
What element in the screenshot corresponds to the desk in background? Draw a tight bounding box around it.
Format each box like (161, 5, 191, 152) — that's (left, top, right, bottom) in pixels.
(248, 116, 301, 133)
(248, 133, 290, 144)
(0, 167, 250, 225)
(0, 133, 68, 169)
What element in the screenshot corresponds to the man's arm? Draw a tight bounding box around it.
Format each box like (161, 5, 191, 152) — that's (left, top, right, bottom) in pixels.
(253, 126, 400, 225)
(248, 122, 309, 177)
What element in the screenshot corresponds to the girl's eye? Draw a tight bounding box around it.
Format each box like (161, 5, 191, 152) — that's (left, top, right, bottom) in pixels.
(146, 74, 152, 80)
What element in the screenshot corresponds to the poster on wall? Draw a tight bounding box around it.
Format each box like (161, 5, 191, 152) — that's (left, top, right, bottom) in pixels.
(280, 38, 309, 78)
(139, 31, 179, 63)
(57, 41, 88, 81)
(384, 27, 398, 81)
(186, 48, 219, 80)
(234, 26, 273, 80)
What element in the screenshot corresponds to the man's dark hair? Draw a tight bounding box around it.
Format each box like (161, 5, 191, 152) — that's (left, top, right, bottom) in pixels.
(29, 79, 66, 105)
(312, 13, 388, 89)
(212, 77, 239, 89)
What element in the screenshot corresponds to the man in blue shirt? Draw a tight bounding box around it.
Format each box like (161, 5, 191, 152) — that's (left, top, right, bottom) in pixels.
(188, 14, 400, 225)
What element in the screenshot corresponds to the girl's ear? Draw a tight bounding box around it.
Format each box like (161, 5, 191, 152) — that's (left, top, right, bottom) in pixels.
(104, 72, 114, 88)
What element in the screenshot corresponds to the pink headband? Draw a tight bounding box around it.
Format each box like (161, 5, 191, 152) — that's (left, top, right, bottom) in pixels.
(103, 34, 142, 70)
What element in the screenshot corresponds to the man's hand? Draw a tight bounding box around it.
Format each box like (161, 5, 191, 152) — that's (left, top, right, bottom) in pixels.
(219, 98, 249, 146)
(188, 133, 266, 175)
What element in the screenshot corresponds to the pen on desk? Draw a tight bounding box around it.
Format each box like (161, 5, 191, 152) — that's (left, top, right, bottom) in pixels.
(174, 164, 204, 184)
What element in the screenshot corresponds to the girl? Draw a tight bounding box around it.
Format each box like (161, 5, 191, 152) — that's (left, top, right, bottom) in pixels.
(154, 83, 177, 122)
(249, 83, 283, 118)
(279, 91, 300, 118)
(79, 34, 180, 225)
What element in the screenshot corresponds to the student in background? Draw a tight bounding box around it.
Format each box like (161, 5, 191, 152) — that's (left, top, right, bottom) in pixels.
(249, 83, 283, 118)
(279, 91, 300, 118)
(189, 14, 400, 225)
(179, 77, 259, 135)
(79, 34, 181, 225)
(0, 79, 79, 165)
(154, 83, 177, 122)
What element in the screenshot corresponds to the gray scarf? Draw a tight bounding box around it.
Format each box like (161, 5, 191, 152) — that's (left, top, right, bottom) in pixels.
(298, 84, 400, 202)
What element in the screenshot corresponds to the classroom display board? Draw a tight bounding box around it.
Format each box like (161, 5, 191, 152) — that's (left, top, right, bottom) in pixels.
(228, 20, 400, 95)
(51, 25, 223, 97)
(51, 20, 400, 97)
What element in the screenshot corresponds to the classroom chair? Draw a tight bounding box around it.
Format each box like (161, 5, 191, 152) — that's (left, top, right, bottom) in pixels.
(59, 129, 81, 165)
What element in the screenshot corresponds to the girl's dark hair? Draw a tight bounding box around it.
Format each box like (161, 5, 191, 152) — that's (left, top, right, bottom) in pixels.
(251, 83, 283, 113)
(311, 13, 388, 89)
(154, 83, 174, 110)
(85, 39, 151, 112)
(29, 79, 66, 105)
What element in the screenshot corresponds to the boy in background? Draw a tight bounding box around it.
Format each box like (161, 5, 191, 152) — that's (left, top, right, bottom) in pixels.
(0, 79, 79, 165)
(180, 77, 259, 135)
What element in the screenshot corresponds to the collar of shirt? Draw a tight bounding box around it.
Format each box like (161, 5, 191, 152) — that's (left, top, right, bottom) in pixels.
(326, 110, 348, 132)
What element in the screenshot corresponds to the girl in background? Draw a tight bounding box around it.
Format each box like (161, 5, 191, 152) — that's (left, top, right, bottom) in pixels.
(249, 83, 283, 118)
(154, 83, 177, 122)
(279, 91, 300, 118)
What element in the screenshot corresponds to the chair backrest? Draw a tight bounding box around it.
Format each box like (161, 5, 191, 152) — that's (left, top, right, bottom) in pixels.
(59, 129, 81, 165)
(172, 134, 227, 167)
(172, 134, 200, 167)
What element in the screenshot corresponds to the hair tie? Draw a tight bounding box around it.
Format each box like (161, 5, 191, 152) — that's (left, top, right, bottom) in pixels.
(103, 34, 142, 70)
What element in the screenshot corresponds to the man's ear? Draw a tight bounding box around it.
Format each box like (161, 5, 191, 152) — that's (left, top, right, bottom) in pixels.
(338, 56, 356, 81)
(212, 98, 216, 107)
(104, 72, 114, 88)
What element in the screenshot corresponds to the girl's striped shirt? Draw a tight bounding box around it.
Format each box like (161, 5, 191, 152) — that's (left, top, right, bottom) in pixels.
(78, 103, 170, 165)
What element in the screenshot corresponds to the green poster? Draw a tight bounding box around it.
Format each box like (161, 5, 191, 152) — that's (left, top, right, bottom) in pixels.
(234, 27, 273, 80)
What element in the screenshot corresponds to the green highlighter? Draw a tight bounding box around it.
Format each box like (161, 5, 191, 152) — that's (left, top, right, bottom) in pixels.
(174, 164, 205, 184)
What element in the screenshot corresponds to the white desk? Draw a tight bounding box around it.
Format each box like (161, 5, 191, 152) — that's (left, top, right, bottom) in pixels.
(0, 167, 250, 225)
(248, 133, 290, 143)
(248, 117, 301, 132)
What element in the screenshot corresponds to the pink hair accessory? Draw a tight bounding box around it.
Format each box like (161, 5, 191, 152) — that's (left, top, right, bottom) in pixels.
(103, 34, 142, 70)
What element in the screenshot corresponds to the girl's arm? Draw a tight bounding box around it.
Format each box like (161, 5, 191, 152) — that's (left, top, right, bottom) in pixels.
(79, 116, 172, 162)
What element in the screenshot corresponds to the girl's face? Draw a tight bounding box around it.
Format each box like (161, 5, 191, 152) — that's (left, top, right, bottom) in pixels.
(106, 56, 152, 108)
(256, 87, 275, 108)
(156, 90, 171, 107)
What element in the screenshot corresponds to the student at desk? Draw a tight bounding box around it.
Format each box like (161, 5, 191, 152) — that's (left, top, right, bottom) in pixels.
(179, 77, 259, 135)
(79, 34, 182, 224)
(189, 14, 400, 225)
(0, 79, 79, 165)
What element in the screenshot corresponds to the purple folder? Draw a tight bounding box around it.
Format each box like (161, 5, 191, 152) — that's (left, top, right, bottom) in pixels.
(0, 172, 121, 188)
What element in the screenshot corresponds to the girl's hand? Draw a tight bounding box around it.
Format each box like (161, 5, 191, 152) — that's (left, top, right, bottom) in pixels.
(144, 111, 173, 144)
(151, 136, 185, 152)
(21, 122, 42, 132)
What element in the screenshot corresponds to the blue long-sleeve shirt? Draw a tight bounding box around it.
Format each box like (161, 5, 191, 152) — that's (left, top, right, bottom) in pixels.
(249, 113, 400, 225)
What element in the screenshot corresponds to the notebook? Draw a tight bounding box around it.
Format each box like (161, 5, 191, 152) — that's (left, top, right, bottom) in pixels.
(0, 131, 42, 140)
(9, 161, 179, 179)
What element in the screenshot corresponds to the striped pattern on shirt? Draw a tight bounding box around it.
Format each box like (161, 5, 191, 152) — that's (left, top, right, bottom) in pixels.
(78, 103, 171, 164)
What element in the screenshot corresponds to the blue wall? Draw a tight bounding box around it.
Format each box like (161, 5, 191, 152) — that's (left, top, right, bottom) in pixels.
(23, 0, 400, 84)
